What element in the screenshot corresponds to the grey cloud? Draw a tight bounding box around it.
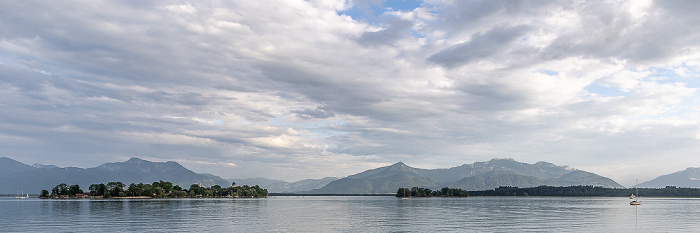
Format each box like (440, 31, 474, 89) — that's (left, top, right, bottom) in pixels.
(457, 83, 534, 112)
(0, 64, 50, 92)
(1, 1, 229, 87)
(294, 106, 336, 120)
(256, 62, 394, 118)
(655, 0, 700, 20)
(428, 25, 531, 68)
(2, 0, 700, 184)
(436, 0, 557, 33)
(541, 0, 700, 64)
(139, 91, 211, 107)
(441, 0, 508, 24)
(357, 20, 414, 47)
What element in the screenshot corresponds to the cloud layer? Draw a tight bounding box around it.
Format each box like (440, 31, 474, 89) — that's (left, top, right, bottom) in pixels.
(1, 0, 699, 186)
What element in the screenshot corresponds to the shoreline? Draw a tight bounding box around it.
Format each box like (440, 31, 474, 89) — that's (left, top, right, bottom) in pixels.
(268, 193, 395, 196)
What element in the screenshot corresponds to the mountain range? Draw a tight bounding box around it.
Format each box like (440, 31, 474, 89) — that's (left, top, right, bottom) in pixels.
(637, 167, 700, 188)
(305, 159, 625, 194)
(0, 157, 230, 194)
(4, 156, 699, 195)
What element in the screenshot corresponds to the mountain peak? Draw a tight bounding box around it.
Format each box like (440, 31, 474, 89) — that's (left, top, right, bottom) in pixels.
(491, 158, 515, 161)
(485, 158, 517, 164)
(637, 167, 700, 188)
(0, 157, 36, 173)
(0, 157, 233, 194)
(311, 158, 622, 194)
(535, 161, 556, 167)
(126, 157, 147, 163)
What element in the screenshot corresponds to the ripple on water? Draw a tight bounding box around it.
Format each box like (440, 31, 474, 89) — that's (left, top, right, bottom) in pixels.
(1, 196, 699, 232)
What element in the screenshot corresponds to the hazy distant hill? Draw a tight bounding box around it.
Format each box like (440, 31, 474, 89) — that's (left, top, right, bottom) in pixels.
(200, 173, 234, 187)
(638, 168, 700, 188)
(230, 177, 338, 193)
(549, 170, 622, 187)
(0, 157, 231, 194)
(307, 158, 624, 194)
(447, 171, 546, 191)
(229, 177, 286, 187)
(0, 157, 35, 173)
(1, 157, 625, 195)
(31, 163, 59, 169)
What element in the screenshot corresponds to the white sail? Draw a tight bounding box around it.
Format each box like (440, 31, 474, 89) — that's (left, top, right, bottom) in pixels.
(630, 180, 641, 205)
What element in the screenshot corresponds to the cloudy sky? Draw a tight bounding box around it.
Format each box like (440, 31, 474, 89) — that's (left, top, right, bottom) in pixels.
(1, 0, 699, 186)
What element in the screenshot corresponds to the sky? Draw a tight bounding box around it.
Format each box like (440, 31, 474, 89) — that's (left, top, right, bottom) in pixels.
(1, 0, 699, 187)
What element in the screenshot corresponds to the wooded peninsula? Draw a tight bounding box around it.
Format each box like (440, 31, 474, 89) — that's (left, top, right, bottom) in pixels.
(41, 180, 268, 199)
(397, 185, 700, 197)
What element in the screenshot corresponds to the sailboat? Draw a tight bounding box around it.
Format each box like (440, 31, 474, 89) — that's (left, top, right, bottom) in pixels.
(15, 192, 28, 199)
(401, 189, 409, 200)
(630, 180, 641, 205)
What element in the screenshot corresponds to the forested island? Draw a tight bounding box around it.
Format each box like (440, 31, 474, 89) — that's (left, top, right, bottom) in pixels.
(41, 180, 267, 199)
(396, 187, 469, 197)
(398, 186, 700, 198)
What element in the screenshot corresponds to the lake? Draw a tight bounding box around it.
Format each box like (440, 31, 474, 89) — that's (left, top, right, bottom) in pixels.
(2, 196, 699, 232)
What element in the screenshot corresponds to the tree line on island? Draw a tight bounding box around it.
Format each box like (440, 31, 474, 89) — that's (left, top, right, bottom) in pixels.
(41, 180, 267, 198)
(398, 185, 700, 197)
(396, 187, 469, 197)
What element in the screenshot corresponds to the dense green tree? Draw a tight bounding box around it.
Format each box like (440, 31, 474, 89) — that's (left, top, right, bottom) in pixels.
(397, 188, 410, 197)
(51, 186, 59, 196)
(143, 183, 153, 196)
(226, 185, 267, 198)
(159, 180, 174, 194)
(89, 184, 99, 195)
(68, 184, 83, 196)
(40, 190, 49, 198)
(106, 182, 125, 197)
(397, 187, 468, 197)
(189, 184, 204, 197)
(87, 183, 107, 197)
(154, 187, 165, 198)
(171, 190, 187, 198)
(57, 183, 69, 195)
(47, 181, 268, 199)
(127, 183, 139, 196)
(97, 183, 106, 197)
(50, 183, 70, 196)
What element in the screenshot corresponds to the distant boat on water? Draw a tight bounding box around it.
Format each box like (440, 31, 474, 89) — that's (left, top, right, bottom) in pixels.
(630, 180, 641, 205)
(15, 192, 28, 199)
(401, 189, 409, 200)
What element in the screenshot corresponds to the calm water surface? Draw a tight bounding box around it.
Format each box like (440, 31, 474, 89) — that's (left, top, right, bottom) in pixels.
(2, 196, 699, 232)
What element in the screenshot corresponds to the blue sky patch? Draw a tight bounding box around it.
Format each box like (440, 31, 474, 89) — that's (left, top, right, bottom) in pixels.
(340, 0, 423, 23)
(584, 82, 628, 97)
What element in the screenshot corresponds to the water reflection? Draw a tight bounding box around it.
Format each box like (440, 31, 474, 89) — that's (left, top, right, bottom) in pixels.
(2, 197, 700, 232)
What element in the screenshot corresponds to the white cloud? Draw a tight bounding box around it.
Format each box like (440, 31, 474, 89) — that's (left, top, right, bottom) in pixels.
(161, 4, 197, 15)
(1, 0, 700, 185)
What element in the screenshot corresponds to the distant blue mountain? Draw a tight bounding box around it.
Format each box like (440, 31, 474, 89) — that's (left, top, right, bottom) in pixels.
(306, 158, 624, 194)
(229, 177, 338, 193)
(638, 168, 700, 188)
(0, 157, 230, 194)
(0, 157, 35, 173)
(0, 157, 625, 195)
